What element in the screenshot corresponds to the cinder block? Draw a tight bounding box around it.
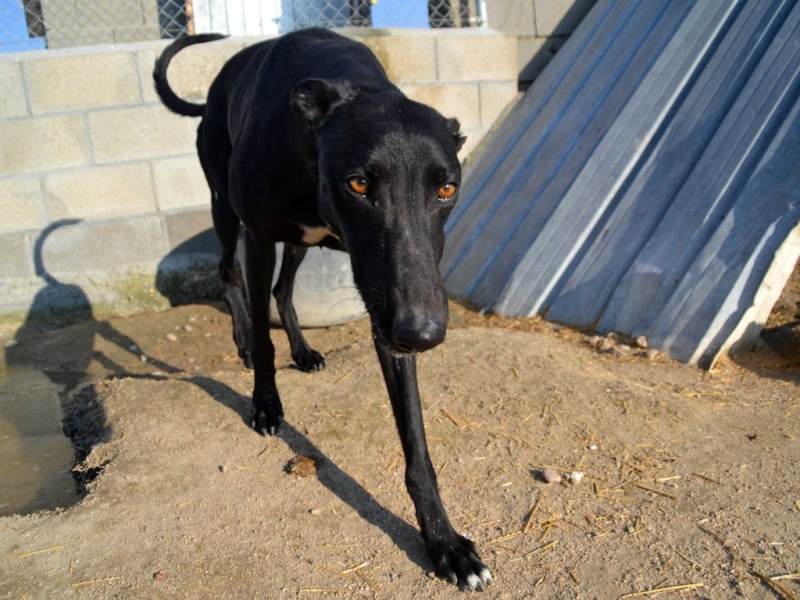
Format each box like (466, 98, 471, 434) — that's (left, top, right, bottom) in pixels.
(0, 233, 34, 278)
(0, 115, 90, 177)
(458, 128, 487, 162)
(479, 81, 519, 127)
(41, 215, 169, 273)
(44, 163, 156, 221)
(88, 105, 197, 163)
(0, 61, 28, 118)
(163, 208, 218, 254)
(534, 0, 597, 36)
(355, 32, 437, 83)
(0, 177, 46, 234)
(168, 38, 243, 102)
(25, 51, 141, 114)
(486, 0, 536, 36)
(152, 155, 209, 211)
(436, 32, 517, 82)
(518, 35, 565, 82)
(401, 83, 481, 130)
(137, 45, 165, 105)
(113, 26, 161, 44)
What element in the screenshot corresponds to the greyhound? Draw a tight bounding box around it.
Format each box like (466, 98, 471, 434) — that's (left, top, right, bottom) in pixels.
(153, 28, 491, 590)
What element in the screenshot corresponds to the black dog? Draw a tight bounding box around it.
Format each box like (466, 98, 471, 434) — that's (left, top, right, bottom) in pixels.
(153, 28, 491, 590)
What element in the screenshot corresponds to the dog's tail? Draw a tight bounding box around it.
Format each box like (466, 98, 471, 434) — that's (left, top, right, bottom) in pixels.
(153, 33, 227, 117)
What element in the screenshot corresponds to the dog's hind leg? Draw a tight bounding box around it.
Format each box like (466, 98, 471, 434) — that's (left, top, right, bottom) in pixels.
(212, 193, 253, 368)
(243, 231, 283, 435)
(373, 342, 492, 590)
(273, 244, 326, 372)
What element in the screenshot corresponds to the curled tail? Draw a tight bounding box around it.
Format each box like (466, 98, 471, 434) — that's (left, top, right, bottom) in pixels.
(153, 33, 228, 117)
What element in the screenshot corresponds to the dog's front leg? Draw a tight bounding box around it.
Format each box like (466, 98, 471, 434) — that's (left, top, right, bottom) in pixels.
(373, 341, 492, 590)
(244, 232, 284, 435)
(273, 244, 326, 372)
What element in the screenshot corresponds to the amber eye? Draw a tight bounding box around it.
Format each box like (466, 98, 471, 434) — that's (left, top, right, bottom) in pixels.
(348, 177, 369, 195)
(438, 183, 458, 200)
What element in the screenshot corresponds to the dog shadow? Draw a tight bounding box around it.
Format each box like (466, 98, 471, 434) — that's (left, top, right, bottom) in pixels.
(183, 374, 429, 572)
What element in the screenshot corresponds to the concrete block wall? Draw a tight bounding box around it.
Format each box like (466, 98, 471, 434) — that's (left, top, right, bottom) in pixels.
(485, 0, 597, 83)
(0, 29, 517, 326)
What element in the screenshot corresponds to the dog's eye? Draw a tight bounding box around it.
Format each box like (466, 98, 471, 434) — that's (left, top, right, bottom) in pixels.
(348, 177, 369, 195)
(438, 183, 458, 200)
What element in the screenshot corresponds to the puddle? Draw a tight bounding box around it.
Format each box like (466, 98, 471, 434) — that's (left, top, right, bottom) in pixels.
(0, 367, 81, 516)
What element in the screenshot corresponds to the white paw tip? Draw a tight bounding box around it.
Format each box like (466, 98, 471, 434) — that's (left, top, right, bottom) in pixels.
(466, 574, 481, 590)
(480, 568, 493, 585)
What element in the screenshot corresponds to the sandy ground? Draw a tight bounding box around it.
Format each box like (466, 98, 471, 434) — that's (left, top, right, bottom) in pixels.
(0, 290, 798, 598)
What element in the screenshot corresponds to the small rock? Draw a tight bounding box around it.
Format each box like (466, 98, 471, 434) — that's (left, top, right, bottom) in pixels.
(165, 333, 178, 342)
(218, 464, 228, 473)
(646, 348, 659, 360)
(4, 339, 19, 349)
(184, 324, 194, 332)
(613, 344, 632, 357)
(588, 335, 602, 348)
(588, 444, 598, 451)
(569, 471, 584, 485)
(128, 344, 139, 352)
(285, 455, 318, 477)
(153, 571, 165, 581)
(635, 335, 648, 349)
(550, 324, 562, 332)
(599, 338, 616, 352)
(309, 508, 322, 516)
(606, 332, 620, 340)
(542, 468, 561, 484)
(140, 354, 148, 362)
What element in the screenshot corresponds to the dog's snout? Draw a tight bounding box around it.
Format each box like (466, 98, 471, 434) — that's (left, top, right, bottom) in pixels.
(391, 311, 446, 353)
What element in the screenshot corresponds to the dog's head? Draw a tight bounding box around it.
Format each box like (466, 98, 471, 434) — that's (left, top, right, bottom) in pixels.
(291, 78, 465, 354)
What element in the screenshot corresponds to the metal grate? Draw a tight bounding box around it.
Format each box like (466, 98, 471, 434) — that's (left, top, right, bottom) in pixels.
(1, 0, 484, 52)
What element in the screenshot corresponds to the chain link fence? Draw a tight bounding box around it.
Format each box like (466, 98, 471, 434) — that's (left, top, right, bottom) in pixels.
(1, 0, 484, 52)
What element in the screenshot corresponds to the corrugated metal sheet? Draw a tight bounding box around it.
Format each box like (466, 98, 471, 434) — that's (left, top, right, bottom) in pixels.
(442, 0, 800, 367)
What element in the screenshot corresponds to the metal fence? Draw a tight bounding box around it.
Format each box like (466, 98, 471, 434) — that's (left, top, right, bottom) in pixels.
(1, 0, 484, 52)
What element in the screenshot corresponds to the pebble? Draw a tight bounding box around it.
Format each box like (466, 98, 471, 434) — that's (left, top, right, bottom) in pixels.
(612, 344, 632, 357)
(4, 339, 19, 349)
(165, 333, 178, 342)
(646, 348, 659, 360)
(309, 508, 322, 516)
(218, 464, 228, 473)
(184, 325, 194, 332)
(542, 468, 561, 484)
(285, 455, 318, 477)
(599, 338, 616, 352)
(128, 344, 139, 352)
(569, 471, 584, 485)
(635, 335, 648, 349)
(588, 444, 598, 451)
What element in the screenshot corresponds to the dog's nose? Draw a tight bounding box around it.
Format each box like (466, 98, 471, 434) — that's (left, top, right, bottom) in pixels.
(391, 311, 446, 353)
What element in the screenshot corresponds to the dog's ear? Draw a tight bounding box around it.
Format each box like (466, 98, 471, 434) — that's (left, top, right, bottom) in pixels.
(446, 117, 467, 152)
(291, 79, 356, 129)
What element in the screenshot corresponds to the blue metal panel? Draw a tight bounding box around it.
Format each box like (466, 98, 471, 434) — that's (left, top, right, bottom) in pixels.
(442, 0, 800, 366)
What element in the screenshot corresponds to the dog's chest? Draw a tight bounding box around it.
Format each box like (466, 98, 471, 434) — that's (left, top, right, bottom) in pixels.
(299, 224, 338, 246)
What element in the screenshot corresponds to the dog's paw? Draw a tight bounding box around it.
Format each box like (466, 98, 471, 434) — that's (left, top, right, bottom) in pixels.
(239, 348, 254, 369)
(428, 535, 492, 591)
(292, 348, 326, 372)
(250, 392, 284, 436)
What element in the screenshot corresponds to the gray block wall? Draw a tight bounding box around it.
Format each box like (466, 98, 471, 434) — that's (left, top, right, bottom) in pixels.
(0, 29, 518, 326)
(485, 0, 597, 83)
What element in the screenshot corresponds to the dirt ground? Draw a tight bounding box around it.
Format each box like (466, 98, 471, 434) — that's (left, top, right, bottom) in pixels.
(0, 265, 798, 599)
